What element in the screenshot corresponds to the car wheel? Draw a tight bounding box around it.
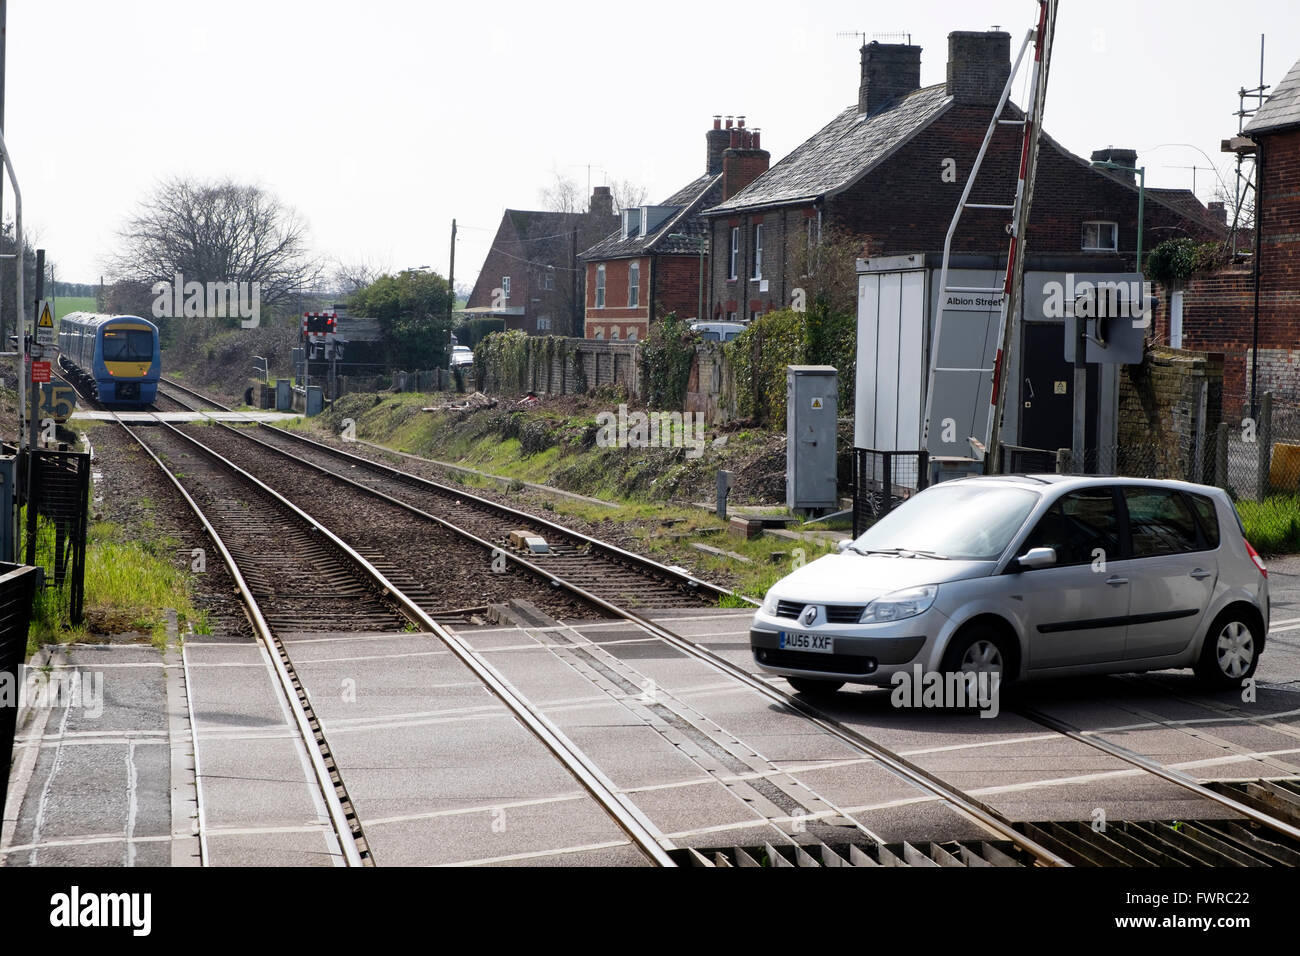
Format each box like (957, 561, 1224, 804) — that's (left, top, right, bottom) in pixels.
(940, 625, 1013, 687)
(786, 676, 844, 697)
(1194, 611, 1261, 689)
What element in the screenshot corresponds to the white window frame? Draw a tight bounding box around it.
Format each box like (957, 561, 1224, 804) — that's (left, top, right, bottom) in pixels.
(626, 326, 638, 341)
(752, 224, 763, 280)
(610, 326, 620, 340)
(628, 261, 640, 308)
(1082, 221, 1118, 252)
(729, 227, 739, 279)
(595, 264, 605, 308)
(537, 315, 551, 331)
(501, 276, 511, 301)
(544, 269, 555, 291)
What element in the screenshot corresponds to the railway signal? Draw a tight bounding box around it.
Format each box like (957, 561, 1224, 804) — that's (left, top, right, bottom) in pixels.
(302, 311, 336, 336)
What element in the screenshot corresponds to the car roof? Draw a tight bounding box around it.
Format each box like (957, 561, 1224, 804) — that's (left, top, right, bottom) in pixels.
(946, 473, 1228, 496)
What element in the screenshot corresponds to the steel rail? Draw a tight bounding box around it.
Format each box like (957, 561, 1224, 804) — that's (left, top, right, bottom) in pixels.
(116, 415, 368, 866)
(197, 418, 1073, 865)
(132, 415, 677, 867)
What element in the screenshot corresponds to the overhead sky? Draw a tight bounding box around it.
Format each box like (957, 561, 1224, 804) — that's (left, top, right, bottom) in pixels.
(7, 0, 1298, 289)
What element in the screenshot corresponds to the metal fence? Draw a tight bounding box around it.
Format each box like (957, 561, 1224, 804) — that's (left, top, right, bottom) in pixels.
(21, 448, 90, 625)
(851, 449, 930, 536)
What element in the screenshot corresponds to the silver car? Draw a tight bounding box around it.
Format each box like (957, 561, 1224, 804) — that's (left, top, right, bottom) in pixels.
(751, 475, 1269, 695)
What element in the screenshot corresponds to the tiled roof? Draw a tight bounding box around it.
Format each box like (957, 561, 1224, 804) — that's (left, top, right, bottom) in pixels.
(704, 84, 953, 214)
(1246, 56, 1300, 135)
(579, 173, 723, 260)
(1146, 188, 1227, 234)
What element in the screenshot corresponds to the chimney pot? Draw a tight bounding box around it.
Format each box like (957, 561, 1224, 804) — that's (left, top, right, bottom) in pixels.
(729, 127, 740, 148)
(713, 115, 722, 130)
(737, 115, 745, 128)
(725, 116, 734, 129)
(752, 129, 761, 149)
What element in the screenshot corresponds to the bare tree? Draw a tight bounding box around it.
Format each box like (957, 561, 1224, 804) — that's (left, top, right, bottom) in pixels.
(107, 177, 324, 310)
(539, 171, 584, 213)
(784, 224, 868, 318)
(609, 178, 648, 213)
(332, 258, 388, 298)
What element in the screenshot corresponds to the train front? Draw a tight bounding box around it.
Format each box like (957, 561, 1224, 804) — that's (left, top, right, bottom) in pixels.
(96, 316, 161, 405)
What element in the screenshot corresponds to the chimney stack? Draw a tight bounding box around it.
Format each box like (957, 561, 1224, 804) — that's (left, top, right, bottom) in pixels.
(707, 115, 730, 174)
(859, 41, 923, 115)
(946, 30, 1011, 105)
(1208, 201, 1227, 225)
(589, 185, 614, 218)
(1090, 147, 1138, 184)
(722, 118, 771, 201)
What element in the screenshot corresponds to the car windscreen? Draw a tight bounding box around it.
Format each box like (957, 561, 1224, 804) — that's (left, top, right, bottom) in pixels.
(102, 329, 154, 362)
(851, 483, 1040, 561)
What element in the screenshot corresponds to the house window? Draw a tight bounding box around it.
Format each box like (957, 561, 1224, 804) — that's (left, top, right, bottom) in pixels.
(752, 310, 764, 322)
(592, 326, 605, 340)
(544, 270, 555, 291)
(502, 276, 511, 302)
(626, 327, 638, 341)
(595, 264, 605, 308)
(806, 213, 821, 274)
(611, 326, 620, 340)
(1082, 221, 1118, 252)
(752, 224, 763, 279)
(537, 316, 551, 331)
(729, 227, 739, 279)
(727, 311, 737, 323)
(628, 261, 640, 308)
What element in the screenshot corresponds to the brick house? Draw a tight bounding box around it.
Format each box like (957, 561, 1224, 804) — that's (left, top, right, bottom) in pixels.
(465, 189, 619, 337)
(1163, 54, 1300, 414)
(578, 117, 769, 340)
(701, 32, 1224, 323)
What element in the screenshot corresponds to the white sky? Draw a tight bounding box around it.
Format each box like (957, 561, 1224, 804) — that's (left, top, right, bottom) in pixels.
(7, 0, 1299, 288)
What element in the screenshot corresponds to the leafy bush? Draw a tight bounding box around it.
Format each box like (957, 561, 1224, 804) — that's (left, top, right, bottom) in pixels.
(1145, 239, 1230, 289)
(474, 329, 531, 394)
(725, 309, 806, 428)
(640, 312, 698, 409)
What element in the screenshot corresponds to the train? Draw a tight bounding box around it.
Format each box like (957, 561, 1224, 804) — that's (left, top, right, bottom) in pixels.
(56, 312, 161, 407)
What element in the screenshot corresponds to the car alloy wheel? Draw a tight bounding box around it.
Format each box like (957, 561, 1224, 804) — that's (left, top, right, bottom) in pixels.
(958, 639, 1004, 675)
(1214, 621, 1255, 679)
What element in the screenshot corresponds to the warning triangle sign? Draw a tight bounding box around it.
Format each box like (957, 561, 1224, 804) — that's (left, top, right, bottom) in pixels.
(38, 303, 54, 328)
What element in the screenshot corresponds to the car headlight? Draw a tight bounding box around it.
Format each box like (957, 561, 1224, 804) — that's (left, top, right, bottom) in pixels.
(760, 590, 780, 615)
(859, 585, 938, 624)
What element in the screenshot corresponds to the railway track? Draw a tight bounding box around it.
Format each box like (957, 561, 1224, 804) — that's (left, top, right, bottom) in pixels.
(150, 378, 1300, 866)
(119, 414, 675, 866)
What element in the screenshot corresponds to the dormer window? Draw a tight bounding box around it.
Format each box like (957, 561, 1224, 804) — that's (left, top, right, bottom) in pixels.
(640, 206, 649, 238)
(622, 208, 642, 239)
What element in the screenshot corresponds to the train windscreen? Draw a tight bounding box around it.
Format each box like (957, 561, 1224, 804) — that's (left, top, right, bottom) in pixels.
(102, 329, 154, 362)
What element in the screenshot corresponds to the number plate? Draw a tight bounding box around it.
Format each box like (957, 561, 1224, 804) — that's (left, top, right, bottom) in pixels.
(779, 631, 833, 654)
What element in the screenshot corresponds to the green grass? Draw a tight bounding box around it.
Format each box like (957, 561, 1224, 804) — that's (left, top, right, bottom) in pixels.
(1236, 495, 1300, 555)
(54, 297, 97, 321)
(26, 512, 208, 654)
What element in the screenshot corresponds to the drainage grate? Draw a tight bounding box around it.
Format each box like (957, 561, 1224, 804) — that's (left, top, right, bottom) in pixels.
(672, 839, 1033, 867)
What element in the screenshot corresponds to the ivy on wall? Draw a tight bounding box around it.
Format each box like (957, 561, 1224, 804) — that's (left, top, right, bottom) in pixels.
(640, 312, 698, 409)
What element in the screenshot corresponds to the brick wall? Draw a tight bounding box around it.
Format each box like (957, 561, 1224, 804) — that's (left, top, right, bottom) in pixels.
(1118, 346, 1223, 482)
(1168, 127, 1300, 414)
(585, 257, 649, 340)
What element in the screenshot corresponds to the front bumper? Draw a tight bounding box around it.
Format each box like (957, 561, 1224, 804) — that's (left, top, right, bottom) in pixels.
(750, 607, 947, 685)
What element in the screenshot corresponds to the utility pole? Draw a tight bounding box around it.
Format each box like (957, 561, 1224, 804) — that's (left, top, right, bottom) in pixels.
(24, 249, 41, 564)
(447, 218, 456, 326)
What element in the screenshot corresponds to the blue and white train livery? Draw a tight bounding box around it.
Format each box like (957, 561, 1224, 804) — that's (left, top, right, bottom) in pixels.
(57, 312, 161, 406)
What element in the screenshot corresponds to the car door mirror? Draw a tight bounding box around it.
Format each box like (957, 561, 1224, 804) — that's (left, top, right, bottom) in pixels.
(835, 539, 852, 553)
(1013, 547, 1057, 571)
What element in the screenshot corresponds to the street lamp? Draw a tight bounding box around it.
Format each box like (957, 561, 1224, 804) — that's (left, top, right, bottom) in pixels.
(667, 233, 706, 323)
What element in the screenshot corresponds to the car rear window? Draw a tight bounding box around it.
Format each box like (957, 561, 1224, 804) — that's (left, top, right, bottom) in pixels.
(1124, 487, 1201, 557)
(1188, 493, 1221, 548)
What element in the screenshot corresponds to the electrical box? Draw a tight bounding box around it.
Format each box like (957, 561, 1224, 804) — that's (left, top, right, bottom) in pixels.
(786, 366, 838, 511)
